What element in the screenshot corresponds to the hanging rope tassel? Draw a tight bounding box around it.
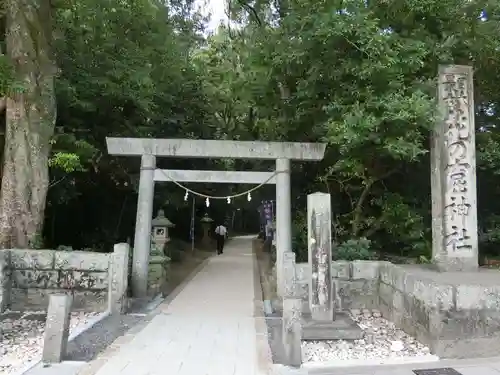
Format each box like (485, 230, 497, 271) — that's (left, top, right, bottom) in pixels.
(159, 169, 278, 201)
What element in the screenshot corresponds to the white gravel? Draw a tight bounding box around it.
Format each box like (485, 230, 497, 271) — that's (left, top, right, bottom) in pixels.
(302, 309, 432, 363)
(0, 311, 100, 375)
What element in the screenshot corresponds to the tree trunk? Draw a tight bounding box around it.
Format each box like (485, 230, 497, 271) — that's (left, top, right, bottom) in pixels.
(0, 0, 56, 248)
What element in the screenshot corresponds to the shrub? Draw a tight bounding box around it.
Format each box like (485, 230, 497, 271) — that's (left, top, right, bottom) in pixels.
(334, 237, 377, 261)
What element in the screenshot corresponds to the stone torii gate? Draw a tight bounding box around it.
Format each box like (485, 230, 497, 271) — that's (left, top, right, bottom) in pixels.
(106, 137, 326, 297)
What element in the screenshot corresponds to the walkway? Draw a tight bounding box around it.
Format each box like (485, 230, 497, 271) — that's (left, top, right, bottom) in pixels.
(84, 236, 270, 375)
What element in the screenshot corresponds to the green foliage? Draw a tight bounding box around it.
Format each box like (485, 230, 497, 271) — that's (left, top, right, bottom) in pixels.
(334, 238, 377, 261)
(38, 0, 217, 248)
(0, 54, 14, 95)
(4, 0, 500, 258)
(215, 0, 500, 260)
(29, 233, 45, 250)
(49, 152, 83, 173)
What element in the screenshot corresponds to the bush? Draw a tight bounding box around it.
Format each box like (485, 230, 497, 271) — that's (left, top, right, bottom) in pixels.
(334, 238, 377, 261)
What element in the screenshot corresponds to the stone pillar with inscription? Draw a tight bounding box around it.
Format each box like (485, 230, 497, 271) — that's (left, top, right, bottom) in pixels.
(302, 192, 363, 341)
(307, 192, 334, 321)
(432, 65, 478, 271)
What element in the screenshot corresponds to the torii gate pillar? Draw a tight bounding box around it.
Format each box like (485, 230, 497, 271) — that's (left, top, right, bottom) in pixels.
(133, 154, 155, 297)
(106, 138, 326, 298)
(276, 158, 292, 296)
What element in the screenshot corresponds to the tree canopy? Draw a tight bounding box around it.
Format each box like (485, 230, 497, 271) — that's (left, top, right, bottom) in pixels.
(1, 0, 500, 262)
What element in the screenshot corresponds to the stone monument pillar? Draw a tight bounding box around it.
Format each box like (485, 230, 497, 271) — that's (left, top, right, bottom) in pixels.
(432, 65, 478, 271)
(302, 192, 362, 341)
(307, 192, 334, 321)
(200, 214, 214, 248)
(42, 294, 71, 363)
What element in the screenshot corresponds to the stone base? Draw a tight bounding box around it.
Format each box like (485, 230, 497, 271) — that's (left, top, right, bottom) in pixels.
(148, 255, 169, 297)
(434, 256, 478, 272)
(301, 312, 364, 341)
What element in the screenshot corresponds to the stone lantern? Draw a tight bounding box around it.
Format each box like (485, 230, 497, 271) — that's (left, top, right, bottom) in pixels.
(151, 209, 175, 253)
(200, 214, 214, 248)
(148, 209, 174, 297)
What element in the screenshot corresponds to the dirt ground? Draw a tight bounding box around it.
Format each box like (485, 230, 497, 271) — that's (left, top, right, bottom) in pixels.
(162, 246, 214, 296)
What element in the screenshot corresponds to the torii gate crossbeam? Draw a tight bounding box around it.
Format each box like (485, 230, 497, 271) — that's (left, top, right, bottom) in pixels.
(154, 169, 277, 184)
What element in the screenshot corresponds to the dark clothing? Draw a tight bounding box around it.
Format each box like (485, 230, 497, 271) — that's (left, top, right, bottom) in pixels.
(216, 234, 225, 254)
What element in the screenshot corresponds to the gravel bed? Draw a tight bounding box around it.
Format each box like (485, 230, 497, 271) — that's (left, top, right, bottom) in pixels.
(65, 313, 148, 362)
(302, 309, 431, 363)
(0, 311, 101, 375)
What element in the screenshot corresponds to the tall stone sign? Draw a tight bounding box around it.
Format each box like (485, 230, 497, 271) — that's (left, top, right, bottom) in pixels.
(307, 192, 334, 321)
(301, 192, 362, 341)
(432, 65, 478, 271)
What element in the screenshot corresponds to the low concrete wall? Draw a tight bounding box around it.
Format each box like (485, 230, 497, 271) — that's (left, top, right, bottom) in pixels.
(0, 244, 129, 312)
(295, 260, 380, 312)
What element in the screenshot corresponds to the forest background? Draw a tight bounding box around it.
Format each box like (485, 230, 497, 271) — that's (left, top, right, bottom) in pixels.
(2, 0, 500, 264)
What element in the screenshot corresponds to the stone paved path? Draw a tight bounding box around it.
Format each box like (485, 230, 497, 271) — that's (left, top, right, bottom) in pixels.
(79, 235, 269, 375)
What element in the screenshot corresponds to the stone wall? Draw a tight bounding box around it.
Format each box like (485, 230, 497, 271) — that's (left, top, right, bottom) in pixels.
(0, 245, 130, 312)
(295, 260, 380, 312)
(378, 262, 500, 358)
(293, 259, 500, 358)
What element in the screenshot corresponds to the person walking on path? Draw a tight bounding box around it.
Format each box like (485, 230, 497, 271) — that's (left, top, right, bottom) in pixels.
(214, 224, 228, 254)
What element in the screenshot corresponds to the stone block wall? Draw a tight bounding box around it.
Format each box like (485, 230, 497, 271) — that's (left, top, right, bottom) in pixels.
(0, 245, 130, 312)
(295, 260, 381, 312)
(291, 256, 500, 358)
(378, 263, 500, 358)
(378, 262, 451, 351)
